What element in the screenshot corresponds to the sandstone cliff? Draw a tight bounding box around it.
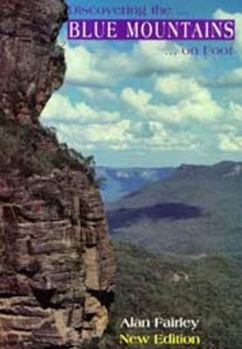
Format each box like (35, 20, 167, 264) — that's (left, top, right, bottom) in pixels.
(0, 1, 116, 348)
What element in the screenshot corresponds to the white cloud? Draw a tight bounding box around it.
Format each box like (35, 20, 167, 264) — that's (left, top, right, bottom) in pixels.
(79, 87, 116, 100)
(145, 122, 199, 150)
(228, 101, 242, 120)
(44, 92, 150, 152)
(132, 41, 193, 74)
(44, 108, 133, 151)
(155, 74, 210, 101)
(101, 41, 194, 76)
(85, 120, 132, 143)
(121, 75, 222, 123)
(219, 133, 242, 151)
(214, 9, 242, 56)
(64, 40, 195, 88)
(65, 44, 113, 87)
(214, 67, 242, 87)
(45, 35, 242, 160)
(121, 88, 152, 110)
(42, 93, 120, 123)
(43, 87, 208, 153)
(121, 87, 180, 122)
(211, 10, 242, 89)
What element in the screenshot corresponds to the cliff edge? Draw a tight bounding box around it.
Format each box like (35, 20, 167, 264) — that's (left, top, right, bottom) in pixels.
(0, 1, 116, 348)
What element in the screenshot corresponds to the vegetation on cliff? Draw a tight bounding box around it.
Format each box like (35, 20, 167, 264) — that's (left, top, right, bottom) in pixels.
(0, 118, 99, 186)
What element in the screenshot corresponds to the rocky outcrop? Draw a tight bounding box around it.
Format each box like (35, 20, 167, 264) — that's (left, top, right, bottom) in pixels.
(0, 1, 115, 348)
(0, 171, 115, 349)
(0, 0, 67, 125)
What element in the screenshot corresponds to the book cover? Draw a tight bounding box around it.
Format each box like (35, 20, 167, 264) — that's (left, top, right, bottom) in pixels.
(0, 0, 241, 348)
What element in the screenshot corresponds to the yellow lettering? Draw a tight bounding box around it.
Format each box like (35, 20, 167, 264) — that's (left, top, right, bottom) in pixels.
(119, 334, 150, 345)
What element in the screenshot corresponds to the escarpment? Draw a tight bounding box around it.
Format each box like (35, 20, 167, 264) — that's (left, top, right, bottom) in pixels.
(0, 1, 115, 348)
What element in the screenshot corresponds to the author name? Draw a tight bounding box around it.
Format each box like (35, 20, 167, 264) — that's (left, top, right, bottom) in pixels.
(120, 316, 200, 331)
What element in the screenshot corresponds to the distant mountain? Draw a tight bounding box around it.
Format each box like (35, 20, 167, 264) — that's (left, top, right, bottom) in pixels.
(107, 161, 242, 256)
(96, 167, 174, 203)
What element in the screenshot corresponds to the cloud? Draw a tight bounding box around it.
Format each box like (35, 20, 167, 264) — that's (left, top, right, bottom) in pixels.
(46, 33, 242, 163)
(155, 74, 210, 101)
(85, 120, 132, 143)
(121, 87, 181, 122)
(65, 44, 113, 87)
(121, 88, 152, 110)
(214, 9, 242, 57)
(64, 40, 195, 88)
(211, 67, 242, 88)
(132, 41, 193, 75)
(100, 41, 194, 76)
(206, 8, 242, 92)
(52, 119, 133, 151)
(211, 10, 242, 89)
(42, 90, 201, 153)
(156, 74, 222, 121)
(219, 133, 242, 151)
(144, 122, 199, 150)
(79, 87, 116, 100)
(42, 93, 120, 124)
(42, 93, 132, 150)
(121, 75, 222, 123)
(228, 101, 242, 121)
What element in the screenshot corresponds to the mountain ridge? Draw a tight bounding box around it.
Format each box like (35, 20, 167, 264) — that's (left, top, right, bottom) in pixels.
(97, 166, 174, 203)
(107, 161, 242, 255)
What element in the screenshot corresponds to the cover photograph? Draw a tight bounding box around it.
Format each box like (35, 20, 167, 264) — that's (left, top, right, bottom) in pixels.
(0, 0, 241, 348)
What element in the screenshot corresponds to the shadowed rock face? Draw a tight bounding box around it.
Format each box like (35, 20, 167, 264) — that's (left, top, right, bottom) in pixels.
(0, 1, 115, 348)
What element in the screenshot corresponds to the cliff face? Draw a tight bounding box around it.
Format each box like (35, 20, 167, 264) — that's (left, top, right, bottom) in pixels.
(0, 0, 67, 125)
(0, 1, 115, 348)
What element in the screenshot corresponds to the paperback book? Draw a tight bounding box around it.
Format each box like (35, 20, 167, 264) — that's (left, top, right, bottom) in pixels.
(0, 0, 241, 348)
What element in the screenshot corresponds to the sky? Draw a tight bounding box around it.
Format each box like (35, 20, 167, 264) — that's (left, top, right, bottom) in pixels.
(42, 0, 242, 167)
